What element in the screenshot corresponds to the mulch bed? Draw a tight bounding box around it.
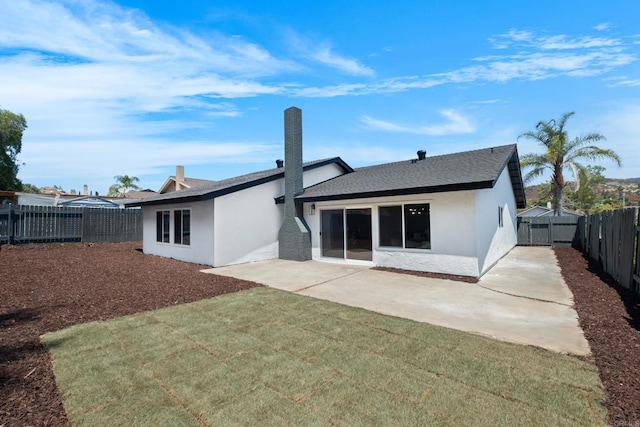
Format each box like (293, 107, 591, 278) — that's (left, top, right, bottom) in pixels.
(0, 242, 260, 427)
(1, 242, 638, 425)
(555, 247, 640, 426)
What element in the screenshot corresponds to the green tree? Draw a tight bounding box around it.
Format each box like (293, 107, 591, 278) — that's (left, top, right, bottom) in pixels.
(0, 108, 28, 191)
(518, 112, 621, 216)
(108, 175, 141, 197)
(20, 182, 40, 193)
(565, 165, 606, 214)
(527, 181, 554, 208)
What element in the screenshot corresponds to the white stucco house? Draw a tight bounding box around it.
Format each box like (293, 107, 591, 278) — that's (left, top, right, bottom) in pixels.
(128, 107, 526, 278)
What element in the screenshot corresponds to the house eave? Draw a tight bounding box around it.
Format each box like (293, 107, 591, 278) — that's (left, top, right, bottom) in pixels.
(276, 180, 496, 204)
(126, 157, 352, 208)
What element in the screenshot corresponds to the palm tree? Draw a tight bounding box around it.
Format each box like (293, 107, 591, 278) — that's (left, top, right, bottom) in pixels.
(108, 175, 141, 197)
(518, 112, 621, 216)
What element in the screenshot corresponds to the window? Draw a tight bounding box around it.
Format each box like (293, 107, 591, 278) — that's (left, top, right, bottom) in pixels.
(174, 209, 191, 245)
(404, 204, 431, 249)
(379, 206, 402, 247)
(156, 210, 170, 243)
(378, 203, 431, 250)
(498, 206, 504, 228)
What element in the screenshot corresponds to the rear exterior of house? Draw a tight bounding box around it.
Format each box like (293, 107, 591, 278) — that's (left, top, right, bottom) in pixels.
(129, 107, 526, 278)
(133, 158, 349, 267)
(293, 146, 524, 277)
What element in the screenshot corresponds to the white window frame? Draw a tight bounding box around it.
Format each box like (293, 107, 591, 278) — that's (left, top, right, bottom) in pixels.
(377, 202, 431, 251)
(173, 209, 191, 246)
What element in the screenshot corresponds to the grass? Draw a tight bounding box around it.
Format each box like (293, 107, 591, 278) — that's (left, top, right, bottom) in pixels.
(42, 287, 607, 426)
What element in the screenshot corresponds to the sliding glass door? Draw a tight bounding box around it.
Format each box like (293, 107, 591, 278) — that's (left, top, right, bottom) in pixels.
(321, 208, 372, 261)
(321, 209, 344, 258)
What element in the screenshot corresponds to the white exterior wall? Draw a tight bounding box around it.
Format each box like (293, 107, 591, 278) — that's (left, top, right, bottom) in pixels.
(303, 163, 344, 188)
(475, 168, 518, 275)
(303, 191, 481, 277)
(212, 162, 344, 267)
(141, 200, 215, 265)
(213, 179, 284, 267)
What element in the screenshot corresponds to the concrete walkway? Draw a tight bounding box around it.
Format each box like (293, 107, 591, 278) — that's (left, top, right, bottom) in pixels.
(203, 247, 590, 355)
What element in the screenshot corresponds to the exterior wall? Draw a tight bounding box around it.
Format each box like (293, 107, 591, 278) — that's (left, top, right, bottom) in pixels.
(475, 167, 518, 275)
(139, 162, 346, 268)
(141, 200, 215, 265)
(303, 191, 481, 277)
(303, 163, 344, 188)
(213, 162, 345, 267)
(213, 179, 284, 266)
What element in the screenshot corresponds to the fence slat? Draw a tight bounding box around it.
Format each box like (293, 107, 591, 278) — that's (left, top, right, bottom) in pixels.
(581, 207, 639, 297)
(0, 205, 141, 244)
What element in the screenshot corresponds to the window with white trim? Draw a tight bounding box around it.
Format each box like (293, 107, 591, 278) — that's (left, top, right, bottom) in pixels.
(174, 209, 191, 245)
(498, 206, 504, 228)
(378, 203, 431, 249)
(156, 210, 170, 243)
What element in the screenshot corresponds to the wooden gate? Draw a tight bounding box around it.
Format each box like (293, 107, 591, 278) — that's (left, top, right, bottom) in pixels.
(517, 216, 581, 246)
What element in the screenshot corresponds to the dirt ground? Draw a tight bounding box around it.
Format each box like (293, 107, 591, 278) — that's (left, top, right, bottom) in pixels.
(555, 247, 640, 426)
(1, 242, 638, 426)
(0, 242, 260, 426)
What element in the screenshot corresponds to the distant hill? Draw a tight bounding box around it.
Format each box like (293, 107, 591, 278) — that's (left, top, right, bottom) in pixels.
(525, 177, 640, 207)
(603, 177, 640, 187)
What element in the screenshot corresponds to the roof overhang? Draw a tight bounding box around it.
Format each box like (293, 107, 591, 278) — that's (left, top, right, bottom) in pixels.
(276, 180, 496, 204)
(505, 147, 527, 209)
(126, 157, 352, 208)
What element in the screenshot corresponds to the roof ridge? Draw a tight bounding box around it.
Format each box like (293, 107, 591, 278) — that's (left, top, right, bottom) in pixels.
(352, 144, 517, 171)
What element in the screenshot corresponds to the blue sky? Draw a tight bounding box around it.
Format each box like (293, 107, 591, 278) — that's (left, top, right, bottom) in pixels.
(1, 0, 639, 194)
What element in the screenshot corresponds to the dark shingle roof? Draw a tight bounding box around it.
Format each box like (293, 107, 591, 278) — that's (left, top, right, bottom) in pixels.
(292, 144, 526, 208)
(126, 157, 352, 207)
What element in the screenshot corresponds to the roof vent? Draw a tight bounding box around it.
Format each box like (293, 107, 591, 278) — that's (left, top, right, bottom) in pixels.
(276, 159, 284, 168)
(417, 150, 426, 161)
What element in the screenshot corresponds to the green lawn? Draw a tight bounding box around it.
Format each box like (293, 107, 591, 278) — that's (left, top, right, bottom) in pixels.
(42, 287, 607, 426)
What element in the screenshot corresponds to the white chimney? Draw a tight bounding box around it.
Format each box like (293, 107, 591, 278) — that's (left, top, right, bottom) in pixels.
(176, 165, 185, 190)
(176, 165, 185, 182)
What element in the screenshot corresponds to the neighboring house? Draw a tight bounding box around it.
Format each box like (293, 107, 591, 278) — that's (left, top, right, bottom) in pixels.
(518, 206, 583, 217)
(60, 196, 120, 208)
(4, 192, 128, 208)
(125, 189, 158, 199)
(128, 107, 526, 278)
(158, 166, 216, 194)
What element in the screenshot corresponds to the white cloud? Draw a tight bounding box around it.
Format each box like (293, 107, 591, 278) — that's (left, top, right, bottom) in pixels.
(469, 99, 501, 105)
(289, 27, 638, 98)
(594, 22, 611, 31)
(490, 28, 622, 50)
(360, 110, 475, 136)
(285, 31, 374, 77)
(606, 76, 640, 87)
(309, 45, 375, 77)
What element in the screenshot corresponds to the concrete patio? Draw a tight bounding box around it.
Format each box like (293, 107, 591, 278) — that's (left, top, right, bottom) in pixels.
(203, 246, 590, 355)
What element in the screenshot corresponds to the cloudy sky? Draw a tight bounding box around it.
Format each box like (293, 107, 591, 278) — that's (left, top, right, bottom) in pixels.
(1, 0, 639, 194)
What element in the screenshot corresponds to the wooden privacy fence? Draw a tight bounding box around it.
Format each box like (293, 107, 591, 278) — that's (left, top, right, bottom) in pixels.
(581, 207, 639, 296)
(0, 204, 142, 244)
(517, 216, 581, 247)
